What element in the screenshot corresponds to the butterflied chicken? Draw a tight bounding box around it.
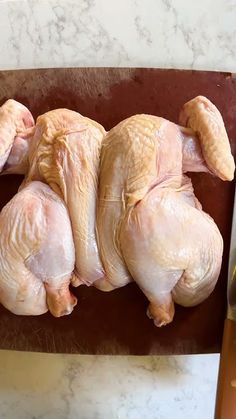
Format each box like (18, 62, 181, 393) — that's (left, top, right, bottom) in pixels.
(0, 181, 76, 316)
(97, 96, 234, 326)
(0, 96, 234, 326)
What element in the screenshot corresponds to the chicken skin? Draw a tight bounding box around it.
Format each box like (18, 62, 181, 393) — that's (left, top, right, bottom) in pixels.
(0, 99, 35, 174)
(23, 109, 106, 286)
(97, 97, 234, 326)
(0, 181, 76, 316)
(0, 96, 234, 326)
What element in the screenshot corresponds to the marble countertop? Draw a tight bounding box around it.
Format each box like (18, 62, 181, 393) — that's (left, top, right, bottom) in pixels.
(0, 351, 220, 419)
(1, 0, 236, 71)
(0, 0, 235, 418)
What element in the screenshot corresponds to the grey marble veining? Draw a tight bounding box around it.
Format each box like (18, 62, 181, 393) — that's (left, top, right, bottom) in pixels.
(0, 0, 235, 71)
(0, 351, 219, 419)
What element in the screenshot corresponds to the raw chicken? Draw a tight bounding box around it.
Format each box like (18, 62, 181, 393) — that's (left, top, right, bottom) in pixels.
(97, 96, 234, 326)
(0, 96, 234, 325)
(0, 99, 35, 174)
(120, 177, 223, 326)
(0, 181, 77, 316)
(179, 95, 235, 181)
(22, 109, 106, 286)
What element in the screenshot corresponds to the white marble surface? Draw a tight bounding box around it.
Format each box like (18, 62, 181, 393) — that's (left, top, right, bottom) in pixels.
(0, 351, 219, 419)
(0, 0, 236, 71)
(0, 0, 234, 418)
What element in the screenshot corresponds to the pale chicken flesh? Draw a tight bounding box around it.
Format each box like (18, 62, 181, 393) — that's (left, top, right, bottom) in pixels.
(0, 96, 234, 325)
(0, 181, 76, 316)
(22, 108, 106, 287)
(97, 97, 234, 326)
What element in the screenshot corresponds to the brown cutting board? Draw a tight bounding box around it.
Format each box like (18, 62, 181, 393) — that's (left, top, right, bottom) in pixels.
(0, 68, 235, 355)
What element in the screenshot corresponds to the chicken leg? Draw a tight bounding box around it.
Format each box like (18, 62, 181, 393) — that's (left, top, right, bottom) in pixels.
(23, 109, 106, 286)
(120, 178, 223, 326)
(97, 114, 212, 291)
(97, 97, 234, 326)
(0, 181, 76, 316)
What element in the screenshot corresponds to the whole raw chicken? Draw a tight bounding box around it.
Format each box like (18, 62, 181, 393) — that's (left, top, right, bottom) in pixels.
(0, 96, 234, 326)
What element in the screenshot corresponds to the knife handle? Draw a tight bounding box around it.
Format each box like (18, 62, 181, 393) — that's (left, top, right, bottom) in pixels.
(215, 318, 236, 419)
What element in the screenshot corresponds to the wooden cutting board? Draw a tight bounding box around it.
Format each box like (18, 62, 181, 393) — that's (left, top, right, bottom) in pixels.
(0, 68, 235, 355)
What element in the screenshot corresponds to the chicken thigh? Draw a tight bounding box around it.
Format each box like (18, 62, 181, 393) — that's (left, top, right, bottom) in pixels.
(97, 96, 234, 326)
(23, 109, 106, 286)
(0, 181, 76, 316)
(120, 177, 223, 326)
